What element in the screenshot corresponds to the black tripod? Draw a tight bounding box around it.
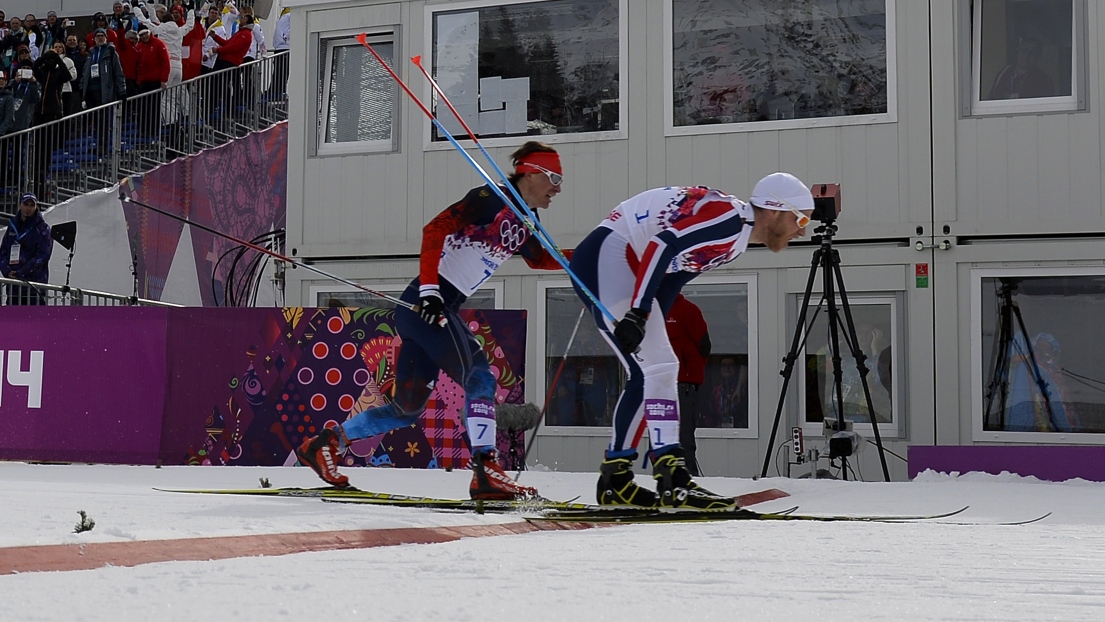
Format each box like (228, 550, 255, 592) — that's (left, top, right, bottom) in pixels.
(982, 279, 1056, 430)
(760, 220, 890, 481)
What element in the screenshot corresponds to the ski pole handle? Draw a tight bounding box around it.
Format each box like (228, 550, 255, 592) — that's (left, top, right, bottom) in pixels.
(411, 303, 449, 327)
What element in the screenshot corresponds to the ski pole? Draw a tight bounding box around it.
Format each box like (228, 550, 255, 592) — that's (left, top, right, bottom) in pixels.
(410, 55, 569, 264)
(357, 36, 616, 325)
(120, 184, 443, 323)
(516, 305, 588, 478)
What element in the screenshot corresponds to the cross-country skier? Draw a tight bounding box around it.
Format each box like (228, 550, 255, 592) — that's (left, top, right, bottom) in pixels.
(569, 172, 814, 509)
(297, 141, 568, 499)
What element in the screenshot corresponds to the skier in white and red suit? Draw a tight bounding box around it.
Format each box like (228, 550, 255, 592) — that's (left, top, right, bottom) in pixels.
(297, 141, 569, 500)
(570, 172, 814, 510)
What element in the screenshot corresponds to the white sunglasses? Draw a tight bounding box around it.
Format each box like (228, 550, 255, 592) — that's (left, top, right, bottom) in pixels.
(526, 163, 563, 187)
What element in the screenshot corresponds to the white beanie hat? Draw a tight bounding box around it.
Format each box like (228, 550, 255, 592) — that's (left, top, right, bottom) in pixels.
(749, 172, 813, 212)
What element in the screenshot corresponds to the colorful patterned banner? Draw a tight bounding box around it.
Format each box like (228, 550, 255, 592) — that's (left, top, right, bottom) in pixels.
(174, 307, 528, 471)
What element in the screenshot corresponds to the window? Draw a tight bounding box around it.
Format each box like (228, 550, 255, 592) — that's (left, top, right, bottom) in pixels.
(970, 0, 1083, 115)
(668, 0, 893, 132)
(679, 280, 757, 435)
(316, 32, 398, 155)
(801, 297, 898, 435)
(429, 0, 622, 142)
(542, 278, 757, 435)
(543, 286, 623, 427)
(976, 273, 1105, 437)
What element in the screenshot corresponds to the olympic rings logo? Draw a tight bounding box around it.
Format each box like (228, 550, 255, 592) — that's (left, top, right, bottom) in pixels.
(500, 220, 527, 251)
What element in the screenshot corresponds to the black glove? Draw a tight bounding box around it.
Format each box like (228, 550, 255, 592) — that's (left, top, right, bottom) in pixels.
(417, 289, 445, 327)
(613, 307, 648, 355)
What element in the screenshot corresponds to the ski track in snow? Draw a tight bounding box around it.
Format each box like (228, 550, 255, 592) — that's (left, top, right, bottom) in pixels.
(2, 463, 1105, 621)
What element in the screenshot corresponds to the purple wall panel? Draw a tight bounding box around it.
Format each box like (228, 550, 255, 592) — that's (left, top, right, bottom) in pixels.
(0, 307, 169, 464)
(909, 445, 1105, 482)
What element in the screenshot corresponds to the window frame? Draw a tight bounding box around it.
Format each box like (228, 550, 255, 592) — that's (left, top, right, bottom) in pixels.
(422, 0, 629, 152)
(663, 0, 898, 136)
(971, 266, 1105, 444)
(798, 294, 902, 439)
(314, 28, 401, 157)
(534, 275, 760, 439)
(309, 281, 503, 309)
(966, 0, 1086, 117)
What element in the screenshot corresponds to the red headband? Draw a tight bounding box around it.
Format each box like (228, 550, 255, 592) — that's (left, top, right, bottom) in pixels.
(515, 151, 562, 176)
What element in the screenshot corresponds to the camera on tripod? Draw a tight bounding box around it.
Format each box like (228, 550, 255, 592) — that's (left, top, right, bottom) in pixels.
(811, 183, 842, 223)
(824, 417, 864, 459)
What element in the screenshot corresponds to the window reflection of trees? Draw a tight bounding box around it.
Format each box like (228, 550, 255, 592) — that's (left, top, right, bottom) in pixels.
(433, 0, 619, 139)
(673, 0, 889, 126)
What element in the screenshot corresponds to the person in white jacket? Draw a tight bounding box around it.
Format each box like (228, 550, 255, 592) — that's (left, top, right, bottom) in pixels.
(135, 3, 195, 87)
(266, 7, 289, 100)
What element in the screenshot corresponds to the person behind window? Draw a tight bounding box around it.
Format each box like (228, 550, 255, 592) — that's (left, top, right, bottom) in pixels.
(1005, 332, 1078, 432)
(0, 193, 52, 305)
(570, 172, 813, 510)
(988, 36, 1055, 100)
(296, 142, 569, 501)
(816, 320, 891, 424)
(665, 293, 710, 476)
(710, 356, 745, 429)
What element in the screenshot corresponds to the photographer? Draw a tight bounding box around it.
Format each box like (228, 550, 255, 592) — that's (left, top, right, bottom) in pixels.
(10, 59, 40, 131)
(0, 17, 30, 73)
(43, 12, 73, 50)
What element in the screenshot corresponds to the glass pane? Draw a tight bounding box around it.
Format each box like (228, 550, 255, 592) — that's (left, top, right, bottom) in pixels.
(317, 289, 497, 309)
(678, 283, 751, 429)
(672, 0, 888, 126)
(432, 0, 620, 140)
(981, 276, 1105, 433)
(325, 40, 396, 144)
(544, 287, 624, 427)
(978, 0, 1072, 101)
(803, 300, 895, 426)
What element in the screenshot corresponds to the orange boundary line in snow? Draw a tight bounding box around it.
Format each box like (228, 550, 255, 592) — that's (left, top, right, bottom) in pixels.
(0, 521, 597, 574)
(0, 489, 789, 574)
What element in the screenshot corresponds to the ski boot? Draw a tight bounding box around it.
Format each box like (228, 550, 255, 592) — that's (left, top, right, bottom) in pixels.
(596, 453, 657, 507)
(652, 447, 735, 510)
(469, 450, 538, 500)
(296, 428, 350, 488)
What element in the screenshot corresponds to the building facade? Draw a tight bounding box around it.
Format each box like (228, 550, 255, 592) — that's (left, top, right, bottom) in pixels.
(282, 0, 1105, 480)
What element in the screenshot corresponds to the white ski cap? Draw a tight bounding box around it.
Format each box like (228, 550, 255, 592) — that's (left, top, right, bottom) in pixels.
(749, 172, 814, 212)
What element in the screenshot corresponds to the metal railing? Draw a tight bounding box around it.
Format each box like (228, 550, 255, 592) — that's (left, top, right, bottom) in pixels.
(0, 51, 288, 216)
(0, 276, 181, 306)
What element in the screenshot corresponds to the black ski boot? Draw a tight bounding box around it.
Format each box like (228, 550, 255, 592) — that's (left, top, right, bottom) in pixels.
(652, 447, 736, 510)
(597, 453, 657, 507)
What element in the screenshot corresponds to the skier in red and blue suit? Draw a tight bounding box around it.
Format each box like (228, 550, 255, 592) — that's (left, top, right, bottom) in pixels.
(297, 141, 569, 499)
(570, 173, 814, 509)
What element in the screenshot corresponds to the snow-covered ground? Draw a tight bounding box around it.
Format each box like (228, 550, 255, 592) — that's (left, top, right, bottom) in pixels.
(2, 461, 1104, 621)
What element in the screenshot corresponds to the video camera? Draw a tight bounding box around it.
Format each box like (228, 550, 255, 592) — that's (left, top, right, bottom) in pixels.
(811, 183, 841, 223)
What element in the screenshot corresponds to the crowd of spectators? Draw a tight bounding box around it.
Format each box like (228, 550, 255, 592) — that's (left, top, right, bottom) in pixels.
(0, 1, 291, 200)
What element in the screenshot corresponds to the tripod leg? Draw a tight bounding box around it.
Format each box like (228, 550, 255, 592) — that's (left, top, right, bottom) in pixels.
(983, 287, 1014, 428)
(760, 248, 825, 479)
(1009, 303, 1060, 430)
(830, 253, 891, 482)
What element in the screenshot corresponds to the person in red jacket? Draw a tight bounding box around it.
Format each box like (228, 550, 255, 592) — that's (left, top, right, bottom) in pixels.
(85, 13, 118, 49)
(134, 26, 169, 92)
(664, 293, 711, 476)
(116, 29, 139, 98)
(133, 26, 169, 139)
(180, 10, 204, 81)
(209, 14, 253, 121)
